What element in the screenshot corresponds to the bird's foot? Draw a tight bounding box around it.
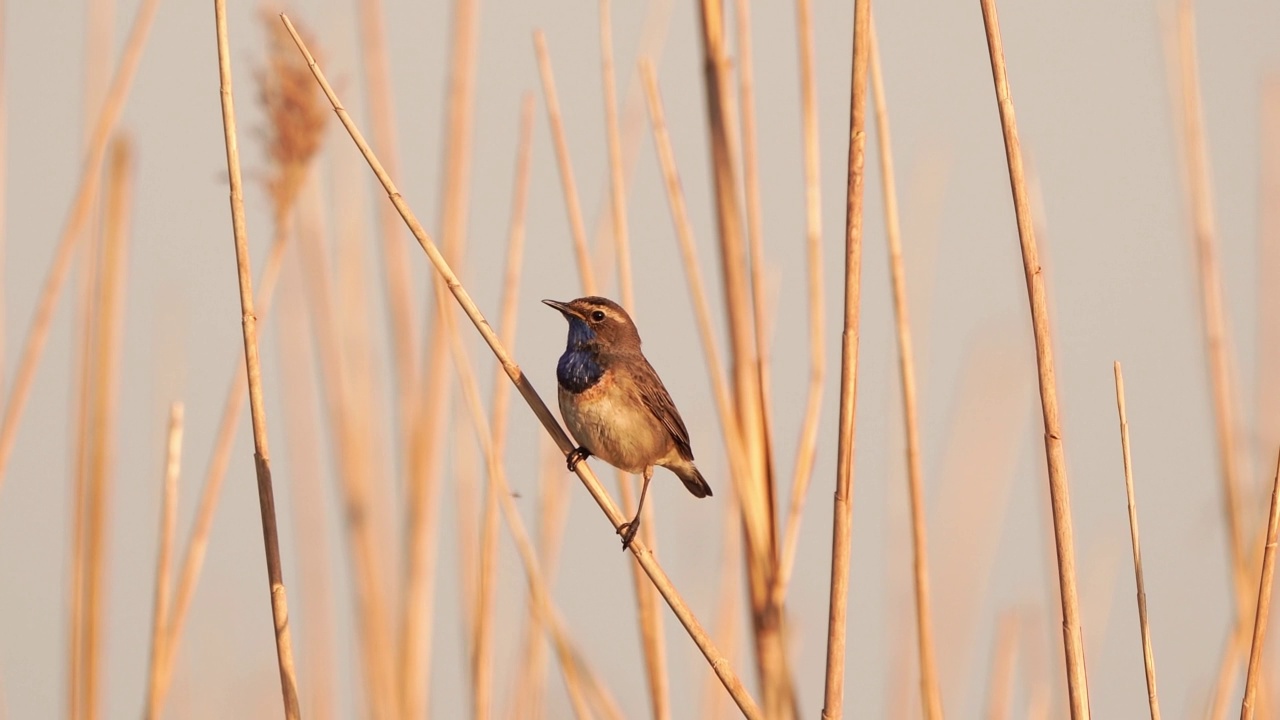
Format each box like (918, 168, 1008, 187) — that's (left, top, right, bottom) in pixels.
(618, 520, 640, 551)
(566, 446, 591, 472)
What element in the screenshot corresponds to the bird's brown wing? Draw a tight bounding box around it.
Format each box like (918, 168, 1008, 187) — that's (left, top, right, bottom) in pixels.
(630, 356, 694, 460)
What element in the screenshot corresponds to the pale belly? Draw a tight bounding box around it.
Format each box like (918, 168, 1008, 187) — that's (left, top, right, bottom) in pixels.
(558, 380, 673, 474)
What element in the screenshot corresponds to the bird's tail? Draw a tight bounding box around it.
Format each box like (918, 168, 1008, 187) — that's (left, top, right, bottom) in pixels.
(671, 462, 713, 498)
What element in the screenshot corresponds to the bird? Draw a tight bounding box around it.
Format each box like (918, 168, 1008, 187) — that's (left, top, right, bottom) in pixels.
(543, 296, 712, 550)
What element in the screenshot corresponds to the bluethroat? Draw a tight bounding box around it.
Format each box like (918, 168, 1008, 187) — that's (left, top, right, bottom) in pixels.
(543, 296, 712, 550)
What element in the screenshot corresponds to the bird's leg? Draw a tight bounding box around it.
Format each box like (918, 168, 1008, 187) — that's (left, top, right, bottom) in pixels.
(565, 446, 591, 472)
(618, 466, 653, 550)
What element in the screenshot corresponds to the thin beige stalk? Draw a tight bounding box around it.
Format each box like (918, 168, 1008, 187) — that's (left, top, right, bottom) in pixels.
(212, 2, 300, 714)
(775, 0, 826, 601)
(979, 0, 1090, 715)
(144, 403, 183, 720)
(1113, 363, 1163, 720)
(0, 0, 160, 488)
(700, 495, 743, 720)
(282, 19, 762, 716)
(80, 136, 131, 720)
(1243, 452, 1280, 719)
(984, 612, 1019, 720)
(600, 4, 668, 716)
(354, 0, 416, 417)
(870, 28, 943, 720)
(1172, 0, 1249, 617)
(820, 0, 870, 715)
(534, 30, 597, 295)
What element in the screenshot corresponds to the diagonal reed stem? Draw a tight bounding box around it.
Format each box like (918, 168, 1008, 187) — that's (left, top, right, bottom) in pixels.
(979, 0, 1090, 715)
(1241, 451, 1280, 720)
(144, 402, 183, 720)
(1113, 363, 1162, 720)
(213, 2, 300, 716)
(281, 15, 761, 719)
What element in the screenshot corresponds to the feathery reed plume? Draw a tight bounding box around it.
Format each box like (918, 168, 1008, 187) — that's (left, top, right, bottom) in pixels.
(979, 0, 1090, 714)
(533, 30, 597, 295)
(212, 1, 300, 714)
(984, 611, 1019, 720)
(144, 403, 183, 720)
(0, 0, 159, 490)
(77, 135, 132, 720)
(1113, 363, 1162, 720)
(870, 26, 943, 719)
(1241, 451, 1280, 719)
(820, 0, 870, 716)
(281, 18, 763, 716)
(774, 0, 827, 604)
(159, 17, 329, 706)
(600, 4, 668, 716)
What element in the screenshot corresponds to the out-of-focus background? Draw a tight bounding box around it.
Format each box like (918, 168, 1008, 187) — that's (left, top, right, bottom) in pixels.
(1, 0, 1278, 717)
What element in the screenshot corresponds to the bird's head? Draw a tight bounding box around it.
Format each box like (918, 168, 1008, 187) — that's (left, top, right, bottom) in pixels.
(542, 296, 641, 351)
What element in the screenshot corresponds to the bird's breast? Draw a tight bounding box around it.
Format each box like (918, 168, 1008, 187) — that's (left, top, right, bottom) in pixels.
(558, 375, 671, 474)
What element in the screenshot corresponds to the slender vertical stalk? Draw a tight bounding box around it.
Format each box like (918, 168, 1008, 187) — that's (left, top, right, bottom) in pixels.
(1113, 363, 1162, 720)
(533, 31, 597, 295)
(774, 0, 826, 601)
(600, 4, 668, 717)
(819, 0, 869, 716)
(978, 0, 1090, 715)
(282, 19, 762, 716)
(869, 27, 943, 720)
(212, 2, 300, 715)
(1242, 452, 1280, 719)
(985, 612, 1019, 720)
(144, 403, 183, 720)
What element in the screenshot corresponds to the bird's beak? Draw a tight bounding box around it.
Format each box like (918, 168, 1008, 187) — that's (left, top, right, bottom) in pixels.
(542, 299, 578, 319)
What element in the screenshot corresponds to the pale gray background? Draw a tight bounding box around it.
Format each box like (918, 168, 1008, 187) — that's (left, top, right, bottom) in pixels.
(1, 0, 1278, 717)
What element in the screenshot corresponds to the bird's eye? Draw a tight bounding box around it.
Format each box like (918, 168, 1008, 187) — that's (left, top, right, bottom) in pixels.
(590, 310, 606, 322)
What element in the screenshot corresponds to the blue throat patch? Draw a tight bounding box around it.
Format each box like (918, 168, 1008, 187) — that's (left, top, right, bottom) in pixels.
(557, 317, 604, 393)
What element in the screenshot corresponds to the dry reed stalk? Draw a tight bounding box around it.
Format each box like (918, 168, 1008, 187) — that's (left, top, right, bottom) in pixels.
(700, 494, 744, 720)
(1243, 452, 1280, 718)
(445, 311, 599, 720)
(1113, 363, 1163, 720)
(211, 1, 300, 714)
(732, 0, 779, 533)
(282, 19, 763, 716)
(1171, 0, 1252, 607)
(295, 184, 397, 718)
(82, 0, 113, 143)
(985, 612, 1019, 720)
(354, 0, 416, 425)
(599, 5, 668, 717)
(870, 27, 943, 719)
(692, 5, 783, 709)
(0, 0, 159, 489)
(979, 0, 1090, 714)
(144, 403, 183, 720)
(819, 0, 870, 715)
(76, 136, 132, 720)
(275, 248, 337, 720)
(638, 60, 753, 510)
(467, 413, 496, 720)
(1259, 80, 1280, 475)
(774, 0, 827, 603)
(533, 31, 597, 295)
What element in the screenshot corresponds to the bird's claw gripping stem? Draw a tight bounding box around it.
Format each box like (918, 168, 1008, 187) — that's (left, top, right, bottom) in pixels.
(618, 521, 640, 551)
(566, 446, 591, 472)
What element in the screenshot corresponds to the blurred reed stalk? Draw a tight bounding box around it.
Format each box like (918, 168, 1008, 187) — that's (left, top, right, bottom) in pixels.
(820, 0, 870, 716)
(211, 1, 300, 714)
(73, 135, 132, 720)
(774, 0, 827, 603)
(1242, 452, 1280, 719)
(400, 0, 480, 715)
(984, 612, 1019, 720)
(1258, 80, 1280, 477)
(1113, 363, 1162, 720)
(598, 3, 669, 715)
(869, 25, 943, 720)
(0, 0, 159, 491)
(281, 18, 764, 717)
(694, 3, 787, 713)
(144, 403, 183, 720)
(979, 0, 1090, 715)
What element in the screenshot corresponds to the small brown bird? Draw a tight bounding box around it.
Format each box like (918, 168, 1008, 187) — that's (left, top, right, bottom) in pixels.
(543, 296, 712, 550)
